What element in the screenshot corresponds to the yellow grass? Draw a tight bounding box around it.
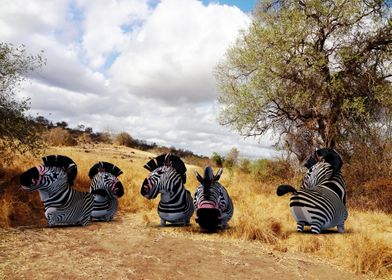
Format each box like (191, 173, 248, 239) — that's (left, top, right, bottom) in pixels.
(1, 144, 391, 278)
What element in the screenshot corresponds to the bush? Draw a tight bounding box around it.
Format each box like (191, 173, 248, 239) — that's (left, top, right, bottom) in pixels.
(211, 152, 224, 167)
(346, 179, 392, 214)
(42, 127, 77, 146)
(115, 132, 137, 147)
(238, 158, 251, 173)
(91, 132, 112, 144)
(224, 147, 239, 168)
(249, 158, 295, 182)
(344, 142, 392, 189)
(341, 139, 392, 213)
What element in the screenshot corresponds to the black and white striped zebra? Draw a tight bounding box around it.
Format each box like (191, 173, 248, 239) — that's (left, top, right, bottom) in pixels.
(19, 155, 94, 227)
(277, 148, 348, 234)
(141, 154, 194, 226)
(194, 166, 233, 229)
(88, 162, 124, 222)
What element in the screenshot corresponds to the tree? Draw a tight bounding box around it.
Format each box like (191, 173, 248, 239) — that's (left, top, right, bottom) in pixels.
(225, 147, 240, 168)
(211, 152, 224, 167)
(216, 0, 392, 160)
(55, 121, 68, 129)
(84, 127, 93, 134)
(0, 43, 45, 162)
(35, 116, 52, 128)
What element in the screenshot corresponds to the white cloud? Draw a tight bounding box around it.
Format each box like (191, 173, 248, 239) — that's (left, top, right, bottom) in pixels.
(110, 0, 250, 104)
(77, 0, 151, 69)
(1, 0, 278, 158)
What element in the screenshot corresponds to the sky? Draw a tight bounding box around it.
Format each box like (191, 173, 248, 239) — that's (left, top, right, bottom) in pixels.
(0, 0, 277, 158)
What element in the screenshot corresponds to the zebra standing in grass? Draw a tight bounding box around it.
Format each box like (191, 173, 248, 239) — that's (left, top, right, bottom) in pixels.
(141, 153, 194, 226)
(19, 155, 94, 227)
(194, 166, 233, 230)
(277, 148, 348, 234)
(88, 162, 125, 222)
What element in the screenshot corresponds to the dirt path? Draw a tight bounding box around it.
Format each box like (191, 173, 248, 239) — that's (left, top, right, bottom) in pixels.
(0, 213, 364, 280)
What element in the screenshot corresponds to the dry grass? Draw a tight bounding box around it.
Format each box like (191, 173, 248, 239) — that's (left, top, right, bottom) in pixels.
(1, 144, 391, 278)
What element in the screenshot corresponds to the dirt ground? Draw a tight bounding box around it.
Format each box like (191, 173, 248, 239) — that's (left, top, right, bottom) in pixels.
(0, 213, 365, 280)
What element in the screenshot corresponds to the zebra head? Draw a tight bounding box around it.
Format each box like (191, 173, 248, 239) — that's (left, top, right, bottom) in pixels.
(88, 162, 124, 198)
(141, 153, 186, 199)
(194, 166, 225, 229)
(304, 148, 343, 178)
(194, 166, 223, 209)
(19, 155, 77, 193)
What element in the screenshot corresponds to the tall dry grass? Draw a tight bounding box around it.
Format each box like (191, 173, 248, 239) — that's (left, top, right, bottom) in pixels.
(0, 144, 391, 278)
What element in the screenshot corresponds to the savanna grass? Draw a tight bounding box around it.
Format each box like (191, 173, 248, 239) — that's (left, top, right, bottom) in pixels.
(1, 144, 391, 278)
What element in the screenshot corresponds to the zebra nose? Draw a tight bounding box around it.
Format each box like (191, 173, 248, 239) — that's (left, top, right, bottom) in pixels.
(141, 178, 151, 195)
(113, 181, 124, 198)
(20, 167, 39, 188)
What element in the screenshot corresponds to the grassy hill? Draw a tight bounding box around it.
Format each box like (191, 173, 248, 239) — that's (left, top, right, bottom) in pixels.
(0, 143, 391, 278)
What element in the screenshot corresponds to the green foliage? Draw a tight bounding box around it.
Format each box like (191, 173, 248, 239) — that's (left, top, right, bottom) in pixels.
(0, 43, 46, 163)
(248, 158, 294, 182)
(249, 159, 270, 179)
(211, 152, 224, 167)
(216, 0, 392, 160)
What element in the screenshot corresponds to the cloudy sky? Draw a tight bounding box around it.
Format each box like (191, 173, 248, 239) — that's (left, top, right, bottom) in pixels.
(0, 0, 278, 158)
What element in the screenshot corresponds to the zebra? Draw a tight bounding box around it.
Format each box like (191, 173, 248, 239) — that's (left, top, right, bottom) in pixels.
(88, 162, 125, 222)
(19, 155, 94, 227)
(277, 148, 348, 234)
(194, 166, 234, 230)
(141, 153, 194, 226)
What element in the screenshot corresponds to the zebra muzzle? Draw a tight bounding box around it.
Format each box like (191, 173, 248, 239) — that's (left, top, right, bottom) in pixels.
(141, 178, 152, 196)
(195, 207, 222, 229)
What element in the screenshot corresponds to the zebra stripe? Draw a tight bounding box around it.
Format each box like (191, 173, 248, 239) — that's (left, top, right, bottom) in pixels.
(278, 161, 348, 234)
(20, 164, 94, 227)
(90, 172, 122, 222)
(302, 162, 347, 204)
(142, 154, 194, 226)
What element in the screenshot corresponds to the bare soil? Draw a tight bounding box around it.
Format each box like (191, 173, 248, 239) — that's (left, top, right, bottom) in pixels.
(0, 213, 365, 280)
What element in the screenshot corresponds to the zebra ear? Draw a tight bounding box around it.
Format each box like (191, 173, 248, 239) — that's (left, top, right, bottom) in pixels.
(214, 168, 223, 181)
(194, 170, 204, 184)
(144, 158, 158, 171)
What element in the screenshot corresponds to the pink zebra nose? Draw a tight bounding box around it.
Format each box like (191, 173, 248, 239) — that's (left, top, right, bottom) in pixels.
(198, 201, 219, 209)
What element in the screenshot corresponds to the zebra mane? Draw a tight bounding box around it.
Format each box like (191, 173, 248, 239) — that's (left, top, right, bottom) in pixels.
(304, 148, 343, 179)
(42, 155, 77, 186)
(144, 154, 187, 183)
(316, 148, 343, 178)
(88, 162, 123, 179)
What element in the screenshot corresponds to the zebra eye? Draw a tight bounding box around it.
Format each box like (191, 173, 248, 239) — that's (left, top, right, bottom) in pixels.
(154, 170, 164, 175)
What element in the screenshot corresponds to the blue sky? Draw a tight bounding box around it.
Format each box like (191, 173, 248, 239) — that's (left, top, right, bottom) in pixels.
(202, 0, 258, 12)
